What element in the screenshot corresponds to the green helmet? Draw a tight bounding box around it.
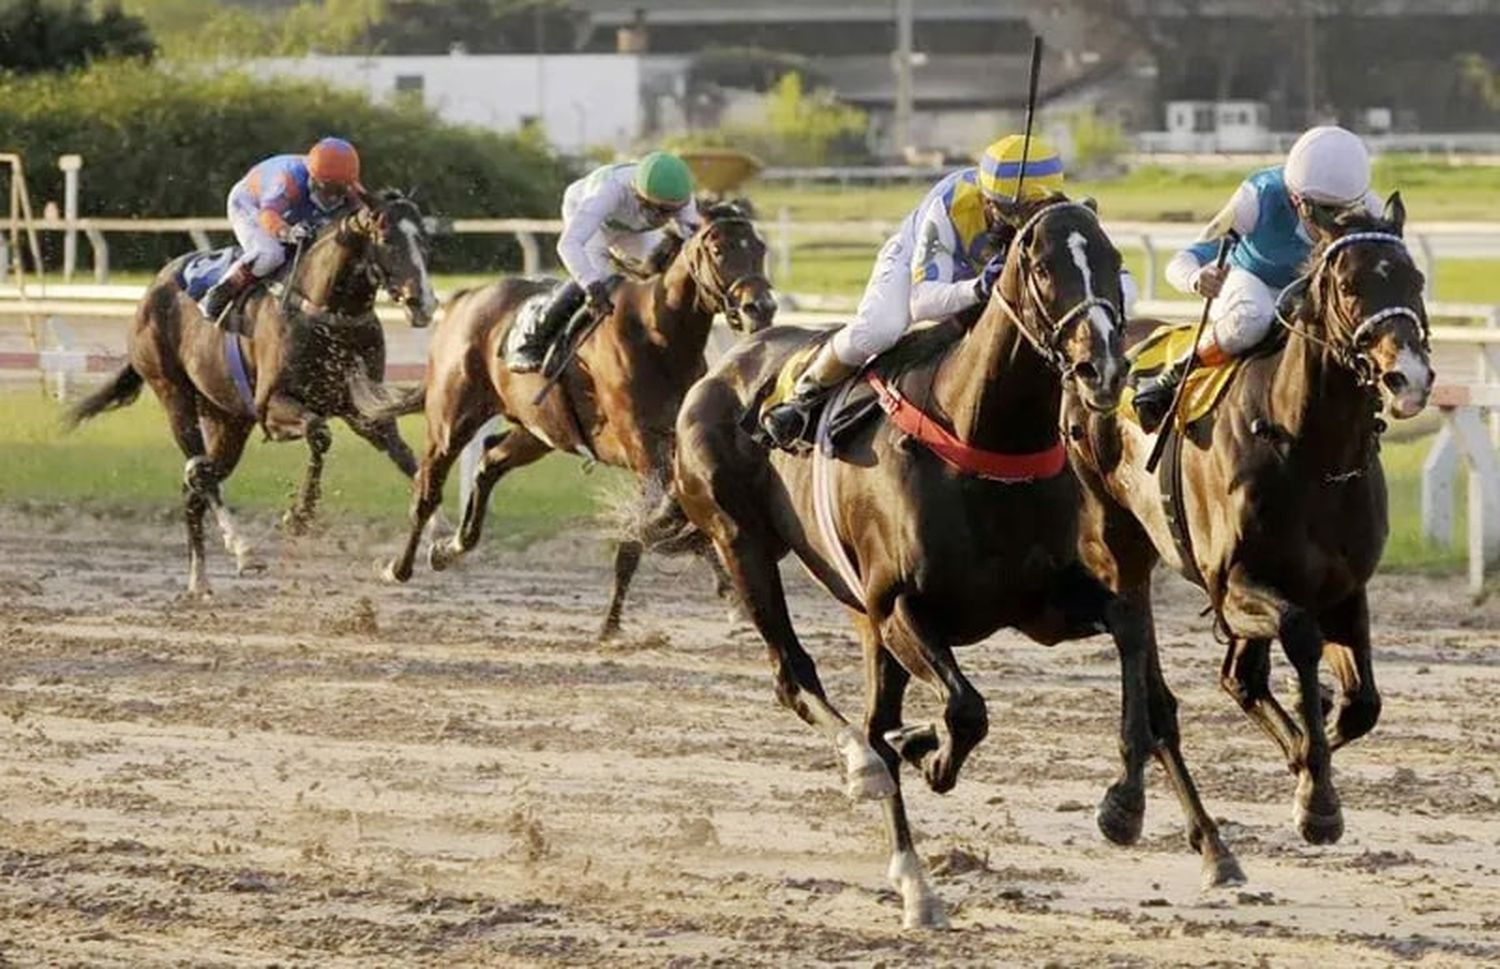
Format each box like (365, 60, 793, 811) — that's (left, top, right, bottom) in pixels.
(633, 151, 694, 207)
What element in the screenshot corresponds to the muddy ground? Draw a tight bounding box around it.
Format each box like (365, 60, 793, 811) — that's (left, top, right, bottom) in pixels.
(1, 508, 1497, 967)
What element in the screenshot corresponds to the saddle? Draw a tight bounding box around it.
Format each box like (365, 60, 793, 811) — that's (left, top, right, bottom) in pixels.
(1121, 324, 1242, 432)
(741, 321, 964, 452)
(177, 246, 240, 301)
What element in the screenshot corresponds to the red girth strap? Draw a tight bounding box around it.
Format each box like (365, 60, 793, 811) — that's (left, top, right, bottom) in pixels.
(866, 371, 1068, 483)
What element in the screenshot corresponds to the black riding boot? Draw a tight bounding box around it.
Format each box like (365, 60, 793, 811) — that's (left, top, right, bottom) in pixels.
(759, 343, 858, 450)
(199, 265, 255, 326)
(508, 280, 584, 372)
(1132, 356, 1190, 434)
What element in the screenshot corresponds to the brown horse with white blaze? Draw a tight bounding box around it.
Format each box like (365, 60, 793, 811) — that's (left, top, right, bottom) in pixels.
(68, 191, 437, 595)
(369, 204, 775, 634)
(669, 196, 1243, 929)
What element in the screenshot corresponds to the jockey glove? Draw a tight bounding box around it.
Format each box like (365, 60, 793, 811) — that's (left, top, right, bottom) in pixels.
(974, 252, 1007, 302)
(585, 280, 615, 318)
(282, 222, 316, 245)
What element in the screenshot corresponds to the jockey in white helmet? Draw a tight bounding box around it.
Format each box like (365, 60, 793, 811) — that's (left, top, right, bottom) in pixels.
(1135, 125, 1385, 431)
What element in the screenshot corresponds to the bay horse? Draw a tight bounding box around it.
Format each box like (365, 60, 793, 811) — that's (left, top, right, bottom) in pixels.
(368, 203, 776, 638)
(1066, 195, 1433, 846)
(68, 191, 438, 595)
(668, 196, 1243, 929)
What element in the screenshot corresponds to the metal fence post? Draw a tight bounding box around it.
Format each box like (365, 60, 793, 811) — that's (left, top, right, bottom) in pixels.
(58, 154, 82, 282)
(84, 226, 108, 283)
(516, 231, 540, 275)
(1140, 231, 1157, 300)
(776, 206, 791, 284)
(1415, 233, 1436, 301)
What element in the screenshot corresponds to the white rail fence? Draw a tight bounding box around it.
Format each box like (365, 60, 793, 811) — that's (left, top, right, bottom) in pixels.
(7, 215, 1500, 304)
(2, 286, 1497, 592)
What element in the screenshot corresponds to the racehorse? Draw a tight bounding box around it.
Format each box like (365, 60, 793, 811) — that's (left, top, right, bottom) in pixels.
(667, 195, 1243, 929)
(67, 190, 438, 595)
(366, 203, 776, 638)
(1066, 195, 1433, 845)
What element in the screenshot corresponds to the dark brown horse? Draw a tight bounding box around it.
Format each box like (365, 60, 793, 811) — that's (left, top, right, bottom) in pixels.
(68, 191, 437, 595)
(1066, 196, 1433, 846)
(368, 204, 776, 637)
(668, 196, 1242, 929)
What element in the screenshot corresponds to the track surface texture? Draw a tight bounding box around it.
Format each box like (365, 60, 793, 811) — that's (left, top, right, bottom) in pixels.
(1, 510, 1498, 967)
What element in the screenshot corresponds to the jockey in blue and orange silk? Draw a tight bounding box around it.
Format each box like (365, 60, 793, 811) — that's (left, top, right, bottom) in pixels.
(198, 137, 365, 323)
(760, 134, 1138, 449)
(1132, 125, 1385, 431)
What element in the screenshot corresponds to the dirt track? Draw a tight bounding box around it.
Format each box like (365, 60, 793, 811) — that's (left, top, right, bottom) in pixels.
(1, 509, 1498, 967)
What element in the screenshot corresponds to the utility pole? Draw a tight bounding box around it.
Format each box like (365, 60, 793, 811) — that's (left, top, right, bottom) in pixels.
(893, 0, 914, 160)
(1303, 3, 1317, 126)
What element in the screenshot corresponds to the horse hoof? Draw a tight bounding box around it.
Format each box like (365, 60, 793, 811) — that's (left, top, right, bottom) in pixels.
(380, 561, 409, 585)
(597, 618, 621, 643)
(1294, 801, 1344, 845)
(236, 556, 267, 577)
(281, 512, 310, 536)
(1202, 853, 1248, 890)
(427, 541, 456, 573)
(1096, 784, 1145, 846)
(901, 893, 950, 931)
(846, 761, 897, 802)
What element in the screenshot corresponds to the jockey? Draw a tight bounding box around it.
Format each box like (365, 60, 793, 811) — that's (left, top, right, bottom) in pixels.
(762, 135, 1135, 448)
(1133, 125, 1384, 431)
(507, 151, 702, 372)
(199, 137, 364, 323)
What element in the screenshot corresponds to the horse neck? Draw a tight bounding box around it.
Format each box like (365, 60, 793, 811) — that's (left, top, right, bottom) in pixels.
(1271, 314, 1377, 472)
(295, 234, 373, 313)
(642, 252, 717, 367)
(931, 284, 1061, 454)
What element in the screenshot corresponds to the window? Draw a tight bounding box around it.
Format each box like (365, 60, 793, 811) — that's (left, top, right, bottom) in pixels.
(394, 74, 424, 106)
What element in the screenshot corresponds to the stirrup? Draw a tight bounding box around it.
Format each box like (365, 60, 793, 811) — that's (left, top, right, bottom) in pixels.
(758, 398, 816, 452)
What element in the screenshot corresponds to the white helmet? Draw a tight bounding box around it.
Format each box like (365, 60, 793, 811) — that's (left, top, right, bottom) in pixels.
(1284, 126, 1371, 205)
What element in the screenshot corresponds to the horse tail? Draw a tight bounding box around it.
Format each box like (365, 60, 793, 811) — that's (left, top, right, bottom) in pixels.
(66, 363, 144, 429)
(351, 375, 426, 422)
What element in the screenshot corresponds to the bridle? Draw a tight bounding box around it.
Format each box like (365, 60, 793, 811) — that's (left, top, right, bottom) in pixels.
(683, 216, 771, 331)
(991, 201, 1122, 375)
(1274, 230, 1428, 388)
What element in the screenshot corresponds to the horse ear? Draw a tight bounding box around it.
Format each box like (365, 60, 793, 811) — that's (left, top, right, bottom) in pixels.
(1079, 196, 1099, 214)
(1383, 191, 1406, 237)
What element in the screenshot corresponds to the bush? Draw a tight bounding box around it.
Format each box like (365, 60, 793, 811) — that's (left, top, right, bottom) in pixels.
(1067, 111, 1129, 176)
(0, 61, 570, 271)
(669, 72, 869, 167)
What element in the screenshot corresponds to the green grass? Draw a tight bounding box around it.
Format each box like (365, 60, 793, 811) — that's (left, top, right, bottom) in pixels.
(0, 388, 1466, 574)
(0, 389, 627, 542)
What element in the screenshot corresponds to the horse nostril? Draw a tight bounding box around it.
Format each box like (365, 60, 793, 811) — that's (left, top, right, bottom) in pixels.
(1073, 361, 1099, 383)
(1382, 371, 1409, 396)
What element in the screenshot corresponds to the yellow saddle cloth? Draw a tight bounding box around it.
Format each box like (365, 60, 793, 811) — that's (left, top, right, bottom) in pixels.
(1120, 325, 1241, 429)
(760, 341, 827, 418)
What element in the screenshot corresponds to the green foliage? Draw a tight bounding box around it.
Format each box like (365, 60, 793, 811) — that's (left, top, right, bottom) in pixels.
(685, 47, 826, 94)
(0, 61, 569, 270)
(0, 0, 154, 74)
(670, 73, 868, 167)
(1067, 111, 1129, 174)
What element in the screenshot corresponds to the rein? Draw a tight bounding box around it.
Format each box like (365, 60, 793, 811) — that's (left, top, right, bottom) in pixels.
(280, 204, 418, 323)
(992, 201, 1122, 374)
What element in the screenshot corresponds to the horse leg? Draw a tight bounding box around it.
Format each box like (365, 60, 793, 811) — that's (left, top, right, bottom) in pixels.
(1128, 590, 1245, 888)
(147, 378, 211, 595)
(1221, 569, 1342, 845)
(197, 410, 262, 576)
(283, 417, 332, 535)
(854, 614, 944, 929)
(383, 430, 462, 584)
(878, 596, 987, 796)
(599, 537, 643, 642)
(1220, 636, 1305, 770)
(1320, 589, 1380, 752)
(430, 427, 550, 571)
(344, 414, 419, 478)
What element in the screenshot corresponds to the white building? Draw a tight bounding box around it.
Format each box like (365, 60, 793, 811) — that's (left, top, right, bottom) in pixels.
(249, 54, 648, 153)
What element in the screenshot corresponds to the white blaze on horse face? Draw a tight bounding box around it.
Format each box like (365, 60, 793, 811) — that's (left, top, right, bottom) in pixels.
(399, 218, 439, 318)
(1066, 231, 1115, 343)
(1388, 345, 1434, 419)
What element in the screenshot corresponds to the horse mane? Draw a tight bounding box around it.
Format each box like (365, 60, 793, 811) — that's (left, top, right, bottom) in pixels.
(702, 198, 755, 222)
(1301, 206, 1401, 272)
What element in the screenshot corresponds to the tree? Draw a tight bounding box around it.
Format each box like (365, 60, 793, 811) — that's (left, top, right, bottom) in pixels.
(0, 0, 154, 74)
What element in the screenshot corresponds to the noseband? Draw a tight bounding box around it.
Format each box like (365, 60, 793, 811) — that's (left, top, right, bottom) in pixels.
(992, 202, 1122, 373)
(1274, 231, 1428, 387)
(684, 217, 770, 328)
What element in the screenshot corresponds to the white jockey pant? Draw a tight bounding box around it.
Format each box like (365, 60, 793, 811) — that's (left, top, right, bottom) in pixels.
(832, 228, 913, 366)
(1208, 266, 1278, 356)
(228, 196, 287, 279)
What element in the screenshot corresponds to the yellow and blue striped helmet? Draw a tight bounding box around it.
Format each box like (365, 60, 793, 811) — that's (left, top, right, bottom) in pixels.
(978, 135, 1064, 203)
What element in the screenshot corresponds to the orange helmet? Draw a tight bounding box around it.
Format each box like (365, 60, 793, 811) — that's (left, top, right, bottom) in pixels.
(307, 137, 360, 187)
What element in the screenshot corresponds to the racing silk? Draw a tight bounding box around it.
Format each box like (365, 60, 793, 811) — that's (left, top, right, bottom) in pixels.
(556, 162, 703, 286)
(908, 168, 1003, 322)
(1168, 166, 1383, 294)
(228, 155, 326, 239)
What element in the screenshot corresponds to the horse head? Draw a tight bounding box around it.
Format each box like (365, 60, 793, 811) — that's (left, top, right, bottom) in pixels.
(1296, 192, 1433, 419)
(341, 190, 440, 328)
(993, 193, 1127, 412)
(680, 202, 777, 334)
